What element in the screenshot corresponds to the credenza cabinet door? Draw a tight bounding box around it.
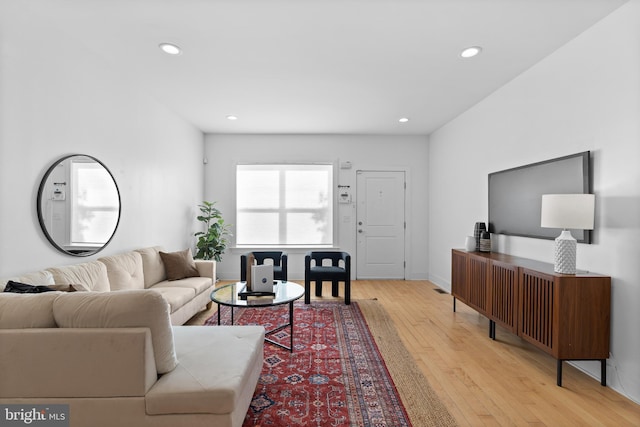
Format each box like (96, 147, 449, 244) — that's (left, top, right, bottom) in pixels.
(518, 269, 556, 355)
(489, 261, 518, 334)
(467, 255, 489, 315)
(554, 276, 611, 360)
(451, 250, 468, 304)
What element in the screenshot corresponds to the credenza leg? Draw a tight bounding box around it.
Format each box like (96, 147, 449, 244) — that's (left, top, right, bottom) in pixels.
(557, 360, 563, 387)
(556, 359, 606, 387)
(453, 296, 456, 312)
(489, 320, 496, 340)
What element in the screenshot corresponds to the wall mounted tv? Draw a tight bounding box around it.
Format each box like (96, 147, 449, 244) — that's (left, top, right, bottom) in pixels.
(488, 151, 592, 243)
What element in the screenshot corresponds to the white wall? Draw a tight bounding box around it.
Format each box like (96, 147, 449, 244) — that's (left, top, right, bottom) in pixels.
(0, 4, 204, 277)
(428, 1, 640, 403)
(204, 134, 428, 280)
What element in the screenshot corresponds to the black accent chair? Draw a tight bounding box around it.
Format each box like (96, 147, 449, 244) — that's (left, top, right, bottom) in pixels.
(240, 251, 288, 282)
(304, 251, 351, 305)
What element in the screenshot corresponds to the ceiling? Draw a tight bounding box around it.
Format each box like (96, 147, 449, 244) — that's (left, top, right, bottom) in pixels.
(2, 0, 628, 135)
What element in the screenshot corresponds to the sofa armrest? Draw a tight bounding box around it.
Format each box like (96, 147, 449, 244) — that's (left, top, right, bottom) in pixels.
(0, 328, 157, 399)
(194, 259, 216, 281)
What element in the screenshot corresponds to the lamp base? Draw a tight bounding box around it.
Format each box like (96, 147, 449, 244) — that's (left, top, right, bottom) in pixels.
(554, 230, 577, 274)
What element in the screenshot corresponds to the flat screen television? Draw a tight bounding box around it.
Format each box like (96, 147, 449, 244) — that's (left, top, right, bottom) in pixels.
(488, 151, 592, 243)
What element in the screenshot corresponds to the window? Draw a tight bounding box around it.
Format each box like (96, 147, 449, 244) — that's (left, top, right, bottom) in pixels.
(70, 160, 120, 246)
(236, 164, 333, 246)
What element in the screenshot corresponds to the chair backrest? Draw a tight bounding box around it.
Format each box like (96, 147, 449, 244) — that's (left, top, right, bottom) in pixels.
(253, 251, 285, 266)
(306, 251, 350, 269)
(241, 251, 288, 281)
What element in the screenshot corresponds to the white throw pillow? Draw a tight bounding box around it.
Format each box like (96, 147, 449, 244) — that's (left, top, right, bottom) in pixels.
(135, 247, 167, 288)
(98, 251, 145, 291)
(48, 261, 110, 292)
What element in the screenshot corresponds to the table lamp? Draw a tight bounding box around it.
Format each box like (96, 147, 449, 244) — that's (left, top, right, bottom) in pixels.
(540, 194, 595, 274)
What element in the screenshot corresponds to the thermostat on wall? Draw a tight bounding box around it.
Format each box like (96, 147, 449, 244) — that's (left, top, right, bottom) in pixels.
(52, 189, 65, 201)
(339, 191, 351, 204)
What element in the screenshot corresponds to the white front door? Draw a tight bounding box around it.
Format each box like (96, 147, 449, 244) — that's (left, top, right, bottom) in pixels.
(356, 170, 405, 279)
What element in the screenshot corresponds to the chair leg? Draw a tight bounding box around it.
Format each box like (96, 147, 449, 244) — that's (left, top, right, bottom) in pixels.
(332, 281, 339, 297)
(304, 278, 311, 304)
(315, 281, 323, 297)
(345, 279, 351, 305)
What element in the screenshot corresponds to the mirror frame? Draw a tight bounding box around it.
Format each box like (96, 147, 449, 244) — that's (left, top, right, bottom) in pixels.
(37, 154, 121, 257)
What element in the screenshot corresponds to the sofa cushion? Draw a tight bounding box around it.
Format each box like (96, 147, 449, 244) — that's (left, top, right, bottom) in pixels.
(48, 261, 110, 292)
(98, 251, 145, 291)
(135, 246, 167, 288)
(0, 292, 59, 329)
(152, 276, 213, 296)
(146, 325, 264, 416)
(148, 286, 196, 314)
(159, 249, 200, 281)
(52, 290, 178, 374)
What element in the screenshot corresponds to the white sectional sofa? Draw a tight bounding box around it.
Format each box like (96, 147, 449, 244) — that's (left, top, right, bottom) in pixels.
(0, 246, 266, 426)
(1, 246, 214, 325)
(0, 290, 265, 427)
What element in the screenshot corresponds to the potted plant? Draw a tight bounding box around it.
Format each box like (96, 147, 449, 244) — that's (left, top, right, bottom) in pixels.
(194, 201, 232, 262)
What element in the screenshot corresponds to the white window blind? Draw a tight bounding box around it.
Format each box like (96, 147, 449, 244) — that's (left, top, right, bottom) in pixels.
(70, 161, 120, 245)
(236, 164, 333, 246)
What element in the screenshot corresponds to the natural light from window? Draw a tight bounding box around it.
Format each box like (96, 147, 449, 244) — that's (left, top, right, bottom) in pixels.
(236, 164, 333, 246)
(70, 161, 120, 246)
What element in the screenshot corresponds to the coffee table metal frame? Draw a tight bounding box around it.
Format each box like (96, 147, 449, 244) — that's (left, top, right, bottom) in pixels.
(210, 280, 305, 352)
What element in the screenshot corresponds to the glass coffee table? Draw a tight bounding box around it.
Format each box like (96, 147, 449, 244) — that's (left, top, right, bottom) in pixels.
(210, 280, 305, 352)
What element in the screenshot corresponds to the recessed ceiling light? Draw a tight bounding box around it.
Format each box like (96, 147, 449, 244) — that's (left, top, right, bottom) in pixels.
(226, 115, 238, 121)
(159, 43, 182, 55)
(399, 117, 409, 123)
(460, 46, 482, 58)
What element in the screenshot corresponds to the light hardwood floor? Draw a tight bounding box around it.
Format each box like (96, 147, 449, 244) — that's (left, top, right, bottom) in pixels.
(190, 279, 640, 426)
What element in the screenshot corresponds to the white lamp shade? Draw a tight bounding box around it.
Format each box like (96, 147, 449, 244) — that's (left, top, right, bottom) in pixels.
(541, 194, 595, 230)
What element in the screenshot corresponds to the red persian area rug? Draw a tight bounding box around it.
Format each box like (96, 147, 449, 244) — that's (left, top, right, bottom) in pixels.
(205, 301, 412, 426)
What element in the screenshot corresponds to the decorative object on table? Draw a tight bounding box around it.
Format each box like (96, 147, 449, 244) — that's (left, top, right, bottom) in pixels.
(241, 251, 288, 282)
(541, 194, 595, 274)
(238, 280, 276, 299)
(464, 236, 476, 252)
(251, 264, 274, 292)
(243, 252, 255, 290)
(479, 231, 492, 252)
(194, 201, 232, 262)
(473, 222, 486, 250)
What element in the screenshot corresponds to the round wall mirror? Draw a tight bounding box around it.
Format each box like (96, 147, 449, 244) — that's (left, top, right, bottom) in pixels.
(37, 154, 121, 256)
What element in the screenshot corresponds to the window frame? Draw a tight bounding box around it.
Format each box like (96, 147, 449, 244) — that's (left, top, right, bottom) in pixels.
(234, 162, 337, 249)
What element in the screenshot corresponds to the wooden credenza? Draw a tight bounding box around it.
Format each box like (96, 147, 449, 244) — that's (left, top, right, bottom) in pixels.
(451, 249, 611, 387)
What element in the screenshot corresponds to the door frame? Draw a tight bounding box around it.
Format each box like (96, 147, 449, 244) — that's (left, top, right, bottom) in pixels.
(355, 169, 408, 279)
